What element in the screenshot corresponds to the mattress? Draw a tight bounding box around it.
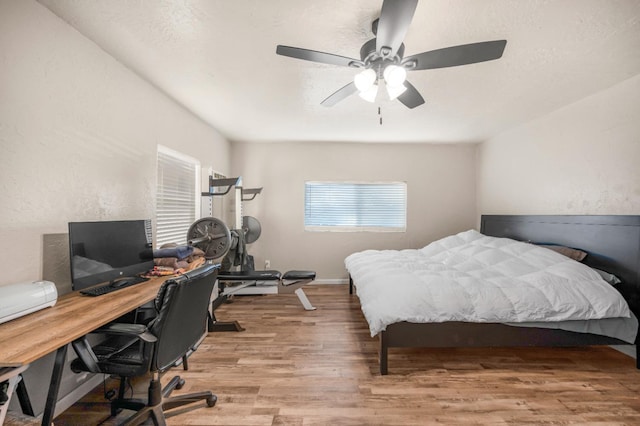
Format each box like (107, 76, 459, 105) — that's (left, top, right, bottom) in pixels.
(345, 230, 635, 342)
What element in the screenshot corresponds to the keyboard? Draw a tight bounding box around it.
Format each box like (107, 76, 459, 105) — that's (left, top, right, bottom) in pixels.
(80, 276, 149, 297)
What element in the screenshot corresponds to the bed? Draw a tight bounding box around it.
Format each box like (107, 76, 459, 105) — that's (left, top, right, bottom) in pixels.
(345, 215, 640, 374)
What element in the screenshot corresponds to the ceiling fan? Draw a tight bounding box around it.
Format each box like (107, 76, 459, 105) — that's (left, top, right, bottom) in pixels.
(276, 0, 507, 109)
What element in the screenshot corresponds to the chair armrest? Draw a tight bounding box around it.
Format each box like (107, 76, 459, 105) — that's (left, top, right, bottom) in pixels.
(71, 337, 101, 373)
(71, 323, 157, 373)
(94, 323, 157, 343)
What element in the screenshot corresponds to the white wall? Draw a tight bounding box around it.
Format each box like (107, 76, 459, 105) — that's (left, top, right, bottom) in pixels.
(0, 0, 231, 289)
(477, 74, 640, 215)
(0, 1, 231, 414)
(231, 141, 478, 280)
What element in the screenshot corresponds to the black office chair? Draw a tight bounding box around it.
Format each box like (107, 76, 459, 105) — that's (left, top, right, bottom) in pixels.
(70, 263, 220, 426)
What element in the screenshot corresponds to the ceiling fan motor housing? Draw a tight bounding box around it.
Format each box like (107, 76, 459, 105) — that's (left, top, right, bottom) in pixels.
(360, 38, 405, 74)
(360, 38, 377, 62)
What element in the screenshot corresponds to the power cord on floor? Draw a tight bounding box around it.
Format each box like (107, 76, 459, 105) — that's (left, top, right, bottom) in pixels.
(103, 375, 116, 401)
(101, 375, 136, 402)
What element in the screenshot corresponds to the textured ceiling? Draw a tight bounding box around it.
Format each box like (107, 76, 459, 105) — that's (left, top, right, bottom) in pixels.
(38, 0, 640, 143)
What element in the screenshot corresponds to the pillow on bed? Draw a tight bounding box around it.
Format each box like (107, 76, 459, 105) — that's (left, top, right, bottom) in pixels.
(592, 268, 623, 286)
(534, 244, 588, 261)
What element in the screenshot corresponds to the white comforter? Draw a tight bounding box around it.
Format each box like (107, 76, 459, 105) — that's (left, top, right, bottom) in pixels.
(345, 230, 631, 337)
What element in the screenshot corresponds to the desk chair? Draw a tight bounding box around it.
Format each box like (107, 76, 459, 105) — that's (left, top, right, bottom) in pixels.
(70, 264, 220, 426)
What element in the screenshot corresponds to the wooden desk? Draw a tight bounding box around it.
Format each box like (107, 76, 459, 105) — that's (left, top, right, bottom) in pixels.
(0, 276, 167, 425)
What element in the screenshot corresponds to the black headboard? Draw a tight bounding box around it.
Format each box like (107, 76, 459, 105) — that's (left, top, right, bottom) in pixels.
(481, 215, 640, 316)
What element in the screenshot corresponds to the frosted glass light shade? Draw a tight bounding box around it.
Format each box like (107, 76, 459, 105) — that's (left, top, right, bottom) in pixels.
(354, 69, 377, 92)
(358, 84, 378, 102)
(386, 83, 407, 100)
(383, 65, 407, 87)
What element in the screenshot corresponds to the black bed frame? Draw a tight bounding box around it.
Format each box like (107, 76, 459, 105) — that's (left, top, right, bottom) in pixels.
(352, 215, 640, 375)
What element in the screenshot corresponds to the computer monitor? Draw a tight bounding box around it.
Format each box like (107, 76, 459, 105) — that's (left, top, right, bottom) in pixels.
(68, 219, 154, 291)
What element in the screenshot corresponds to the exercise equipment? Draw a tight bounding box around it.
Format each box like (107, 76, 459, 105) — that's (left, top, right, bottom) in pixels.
(209, 269, 317, 332)
(242, 215, 261, 244)
(187, 218, 315, 332)
(187, 217, 232, 260)
(187, 215, 261, 262)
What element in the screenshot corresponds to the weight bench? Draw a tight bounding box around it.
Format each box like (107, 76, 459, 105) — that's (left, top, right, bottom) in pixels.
(207, 270, 316, 332)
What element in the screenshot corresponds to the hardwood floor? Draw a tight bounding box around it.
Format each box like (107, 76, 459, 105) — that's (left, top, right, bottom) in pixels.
(54, 284, 640, 425)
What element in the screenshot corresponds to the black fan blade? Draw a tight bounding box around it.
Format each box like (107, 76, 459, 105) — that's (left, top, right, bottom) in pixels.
(321, 82, 358, 107)
(397, 81, 425, 109)
(404, 40, 507, 71)
(276, 45, 362, 68)
(376, 0, 418, 57)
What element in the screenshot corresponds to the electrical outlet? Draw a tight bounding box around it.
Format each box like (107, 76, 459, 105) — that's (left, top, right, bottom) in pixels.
(264, 260, 271, 270)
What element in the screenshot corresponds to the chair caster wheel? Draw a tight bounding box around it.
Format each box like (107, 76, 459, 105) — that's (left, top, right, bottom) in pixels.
(206, 395, 217, 407)
(176, 378, 186, 389)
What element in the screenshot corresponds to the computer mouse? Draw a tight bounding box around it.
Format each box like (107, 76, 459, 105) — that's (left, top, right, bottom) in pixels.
(110, 278, 131, 288)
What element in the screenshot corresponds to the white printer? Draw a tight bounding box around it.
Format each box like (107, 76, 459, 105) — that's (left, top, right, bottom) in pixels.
(0, 281, 58, 324)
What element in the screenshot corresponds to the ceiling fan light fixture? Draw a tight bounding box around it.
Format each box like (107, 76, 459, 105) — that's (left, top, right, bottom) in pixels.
(386, 82, 407, 100)
(354, 68, 377, 92)
(358, 83, 378, 102)
(383, 64, 407, 87)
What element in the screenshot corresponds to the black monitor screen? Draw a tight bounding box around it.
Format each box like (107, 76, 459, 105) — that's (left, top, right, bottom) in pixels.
(68, 219, 154, 290)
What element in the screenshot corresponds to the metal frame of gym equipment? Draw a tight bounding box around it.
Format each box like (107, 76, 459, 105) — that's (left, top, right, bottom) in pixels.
(195, 176, 316, 332)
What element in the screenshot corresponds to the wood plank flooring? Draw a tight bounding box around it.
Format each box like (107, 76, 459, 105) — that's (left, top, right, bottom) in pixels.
(53, 284, 640, 425)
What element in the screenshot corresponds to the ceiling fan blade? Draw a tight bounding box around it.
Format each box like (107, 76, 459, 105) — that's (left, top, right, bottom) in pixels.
(375, 0, 418, 57)
(404, 40, 507, 71)
(321, 82, 358, 107)
(397, 81, 425, 109)
(276, 45, 362, 67)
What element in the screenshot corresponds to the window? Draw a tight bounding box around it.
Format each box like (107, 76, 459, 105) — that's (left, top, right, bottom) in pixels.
(304, 181, 407, 232)
(156, 146, 200, 246)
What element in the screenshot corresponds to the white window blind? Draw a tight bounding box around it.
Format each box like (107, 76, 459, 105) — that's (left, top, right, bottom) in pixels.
(156, 146, 200, 246)
(304, 181, 407, 232)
